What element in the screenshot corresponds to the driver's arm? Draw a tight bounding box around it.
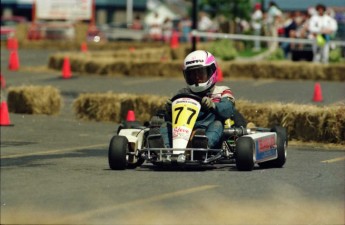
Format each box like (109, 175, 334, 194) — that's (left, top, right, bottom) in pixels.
(214, 97, 234, 120)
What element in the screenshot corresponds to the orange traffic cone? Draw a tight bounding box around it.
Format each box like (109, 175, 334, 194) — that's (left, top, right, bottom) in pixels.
(170, 31, 179, 49)
(217, 67, 223, 82)
(0, 101, 13, 126)
(129, 47, 136, 52)
(7, 37, 18, 50)
(126, 110, 136, 122)
(312, 82, 323, 102)
(81, 41, 88, 52)
(8, 51, 20, 71)
(62, 56, 72, 79)
(0, 74, 6, 89)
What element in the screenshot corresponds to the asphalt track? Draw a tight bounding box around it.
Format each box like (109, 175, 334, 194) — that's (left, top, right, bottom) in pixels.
(1, 49, 345, 224)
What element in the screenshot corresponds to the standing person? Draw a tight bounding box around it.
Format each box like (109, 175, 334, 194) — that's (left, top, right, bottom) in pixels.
(162, 18, 173, 43)
(160, 50, 245, 149)
(131, 15, 143, 30)
(147, 12, 163, 41)
(251, 3, 263, 51)
(308, 4, 338, 63)
(198, 11, 213, 41)
(267, 1, 283, 37)
(281, 11, 297, 58)
(179, 15, 192, 43)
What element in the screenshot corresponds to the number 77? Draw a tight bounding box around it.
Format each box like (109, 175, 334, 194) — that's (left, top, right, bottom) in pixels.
(174, 107, 197, 125)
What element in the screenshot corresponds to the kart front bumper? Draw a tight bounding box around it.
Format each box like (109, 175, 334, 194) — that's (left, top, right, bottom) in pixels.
(138, 148, 228, 165)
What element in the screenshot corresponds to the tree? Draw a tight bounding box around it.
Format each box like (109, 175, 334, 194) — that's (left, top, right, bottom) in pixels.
(199, 0, 253, 20)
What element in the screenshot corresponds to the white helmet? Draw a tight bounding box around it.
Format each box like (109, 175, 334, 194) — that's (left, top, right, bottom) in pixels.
(183, 50, 218, 93)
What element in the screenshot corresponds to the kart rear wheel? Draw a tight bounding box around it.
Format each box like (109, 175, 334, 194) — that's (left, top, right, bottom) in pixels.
(259, 126, 287, 168)
(236, 136, 255, 171)
(108, 135, 128, 170)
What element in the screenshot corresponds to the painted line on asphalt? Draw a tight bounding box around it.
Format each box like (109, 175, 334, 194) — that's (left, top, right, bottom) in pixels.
(321, 156, 345, 163)
(62, 185, 219, 223)
(0, 144, 108, 159)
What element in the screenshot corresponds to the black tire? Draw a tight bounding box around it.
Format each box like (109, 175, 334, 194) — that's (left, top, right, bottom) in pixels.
(108, 135, 128, 170)
(258, 126, 287, 168)
(127, 158, 144, 169)
(236, 137, 255, 171)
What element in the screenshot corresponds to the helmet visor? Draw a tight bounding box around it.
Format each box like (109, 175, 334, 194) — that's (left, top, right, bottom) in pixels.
(184, 64, 216, 85)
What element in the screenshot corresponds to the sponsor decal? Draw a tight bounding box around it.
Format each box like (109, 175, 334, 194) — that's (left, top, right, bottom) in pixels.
(175, 98, 198, 106)
(255, 134, 277, 162)
(258, 135, 276, 152)
(173, 126, 191, 140)
(186, 59, 204, 65)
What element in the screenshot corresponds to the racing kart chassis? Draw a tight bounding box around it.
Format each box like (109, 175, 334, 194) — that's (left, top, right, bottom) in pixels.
(108, 94, 287, 171)
(109, 125, 287, 171)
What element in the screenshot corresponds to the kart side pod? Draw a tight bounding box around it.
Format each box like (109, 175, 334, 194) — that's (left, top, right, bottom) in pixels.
(235, 132, 278, 171)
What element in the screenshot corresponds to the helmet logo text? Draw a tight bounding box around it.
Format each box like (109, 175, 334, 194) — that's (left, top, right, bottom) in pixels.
(186, 59, 204, 65)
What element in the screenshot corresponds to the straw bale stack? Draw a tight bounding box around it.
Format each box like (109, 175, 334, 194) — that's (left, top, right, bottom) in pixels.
(236, 100, 345, 143)
(225, 61, 345, 80)
(73, 93, 345, 144)
(7, 85, 62, 115)
(73, 92, 124, 122)
(73, 92, 167, 123)
(48, 51, 345, 81)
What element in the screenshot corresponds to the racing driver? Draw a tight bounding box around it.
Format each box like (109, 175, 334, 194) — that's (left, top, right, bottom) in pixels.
(160, 50, 245, 149)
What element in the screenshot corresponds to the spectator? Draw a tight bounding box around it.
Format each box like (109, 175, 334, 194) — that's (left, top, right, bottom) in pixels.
(147, 12, 163, 41)
(198, 11, 213, 41)
(251, 3, 263, 51)
(308, 4, 338, 63)
(267, 1, 283, 36)
(280, 12, 297, 58)
(291, 11, 310, 49)
(179, 15, 192, 43)
(162, 18, 173, 43)
(131, 15, 143, 30)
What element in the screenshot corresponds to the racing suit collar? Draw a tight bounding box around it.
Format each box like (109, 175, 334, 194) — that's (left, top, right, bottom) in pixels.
(189, 85, 215, 97)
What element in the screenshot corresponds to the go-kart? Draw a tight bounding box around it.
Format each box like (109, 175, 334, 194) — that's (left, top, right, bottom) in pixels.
(108, 94, 287, 171)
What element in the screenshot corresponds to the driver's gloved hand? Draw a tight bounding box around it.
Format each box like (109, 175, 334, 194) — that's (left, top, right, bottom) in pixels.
(201, 97, 215, 111)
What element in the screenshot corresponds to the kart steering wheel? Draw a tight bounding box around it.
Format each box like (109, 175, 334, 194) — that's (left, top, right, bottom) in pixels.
(170, 93, 210, 120)
(171, 93, 202, 103)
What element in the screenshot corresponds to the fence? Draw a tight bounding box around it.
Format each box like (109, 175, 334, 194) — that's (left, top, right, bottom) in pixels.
(191, 30, 345, 47)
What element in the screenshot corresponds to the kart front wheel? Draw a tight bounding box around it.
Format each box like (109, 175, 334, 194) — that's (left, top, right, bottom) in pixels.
(108, 135, 128, 170)
(236, 137, 255, 171)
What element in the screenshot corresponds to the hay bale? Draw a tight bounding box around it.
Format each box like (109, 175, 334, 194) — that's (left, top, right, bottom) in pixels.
(73, 92, 167, 123)
(73, 93, 345, 144)
(73, 92, 125, 122)
(237, 100, 345, 144)
(160, 61, 183, 77)
(7, 85, 62, 115)
(48, 49, 345, 81)
(111, 48, 171, 61)
(226, 61, 345, 81)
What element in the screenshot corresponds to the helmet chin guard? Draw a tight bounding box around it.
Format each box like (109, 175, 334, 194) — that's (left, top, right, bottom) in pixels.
(183, 50, 218, 93)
